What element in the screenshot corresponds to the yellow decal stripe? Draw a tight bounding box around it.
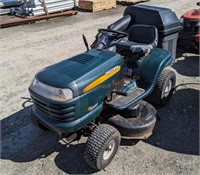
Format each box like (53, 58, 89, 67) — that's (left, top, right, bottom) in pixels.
(83, 65, 121, 93)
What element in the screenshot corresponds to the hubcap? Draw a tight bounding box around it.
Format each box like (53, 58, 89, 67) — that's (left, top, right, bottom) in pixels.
(103, 140, 116, 160)
(164, 79, 172, 98)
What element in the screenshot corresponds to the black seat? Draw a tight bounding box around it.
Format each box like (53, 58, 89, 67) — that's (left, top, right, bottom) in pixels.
(116, 25, 158, 55)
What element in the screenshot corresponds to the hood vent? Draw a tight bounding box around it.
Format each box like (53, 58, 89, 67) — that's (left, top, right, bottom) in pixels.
(71, 54, 95, 64)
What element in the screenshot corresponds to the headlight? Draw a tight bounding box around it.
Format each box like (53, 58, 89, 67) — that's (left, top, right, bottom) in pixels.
(30, 78, 73, 102)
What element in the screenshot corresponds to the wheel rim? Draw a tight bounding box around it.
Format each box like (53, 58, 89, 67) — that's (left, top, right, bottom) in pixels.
(164, 79, 172, 98)
(103, 140, 116, 160)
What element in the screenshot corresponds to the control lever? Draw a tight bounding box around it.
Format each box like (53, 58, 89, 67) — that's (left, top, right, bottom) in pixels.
(82, 34, 89, 51)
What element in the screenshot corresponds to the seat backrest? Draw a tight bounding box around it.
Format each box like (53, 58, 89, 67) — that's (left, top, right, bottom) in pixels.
(128, 25, 158, 45)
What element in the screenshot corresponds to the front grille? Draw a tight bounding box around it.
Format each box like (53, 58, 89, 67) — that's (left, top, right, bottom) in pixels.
(31, 95, 76, 120)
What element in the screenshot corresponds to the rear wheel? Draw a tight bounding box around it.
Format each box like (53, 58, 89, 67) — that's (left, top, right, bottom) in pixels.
(146, 68, 176, 106)
(84, 124, 121, 170)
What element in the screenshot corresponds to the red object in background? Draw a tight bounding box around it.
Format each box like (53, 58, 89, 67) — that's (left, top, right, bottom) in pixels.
(178, 7, 200, 49)
(182, 9, 200, 20)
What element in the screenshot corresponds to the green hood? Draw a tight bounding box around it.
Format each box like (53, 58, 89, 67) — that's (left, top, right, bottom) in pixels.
(36, 49, 123, 95)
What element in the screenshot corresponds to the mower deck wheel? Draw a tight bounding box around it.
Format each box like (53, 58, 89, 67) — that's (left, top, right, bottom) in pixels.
(84, 124, 121, 170)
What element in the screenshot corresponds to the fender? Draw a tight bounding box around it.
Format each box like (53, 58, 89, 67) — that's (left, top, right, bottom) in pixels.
(111, 48, 173, 110)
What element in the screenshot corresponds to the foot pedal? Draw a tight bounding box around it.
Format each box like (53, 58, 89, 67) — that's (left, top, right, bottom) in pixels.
(108, 88, 145, 107)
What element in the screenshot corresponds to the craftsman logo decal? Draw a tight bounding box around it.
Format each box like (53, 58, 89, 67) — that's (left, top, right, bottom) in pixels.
(105, 65, 119, 75)
(83, 65, 121, 93)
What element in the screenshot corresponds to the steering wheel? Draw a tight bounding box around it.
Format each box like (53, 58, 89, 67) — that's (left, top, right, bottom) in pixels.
(98, 28, 128, 40)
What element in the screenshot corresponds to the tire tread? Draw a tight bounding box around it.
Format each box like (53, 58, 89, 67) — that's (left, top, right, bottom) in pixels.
(146, 68, 176, 106)
(84, 124, 120, 170)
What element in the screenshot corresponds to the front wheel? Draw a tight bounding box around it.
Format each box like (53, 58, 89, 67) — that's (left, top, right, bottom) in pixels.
(84, 124, 121, 170)
(146, 68, 176, 106)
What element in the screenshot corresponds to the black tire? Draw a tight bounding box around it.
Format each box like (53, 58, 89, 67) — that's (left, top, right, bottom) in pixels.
(30, 111, 49, 131)
(84, 124, 121, 170)
(146, 68, 176, 106)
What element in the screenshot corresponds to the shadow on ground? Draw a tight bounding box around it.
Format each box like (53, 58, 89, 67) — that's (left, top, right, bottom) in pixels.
(173, 49, 199, 77)
(1, 104, 96, 174)
(144, 49, 199, 155)
(118, 88, 199, 156)
(1, 88, 199, 174)
(1, 106, 58, 162)
(145, 87, 199, 155)
(116, 0, 149, 6)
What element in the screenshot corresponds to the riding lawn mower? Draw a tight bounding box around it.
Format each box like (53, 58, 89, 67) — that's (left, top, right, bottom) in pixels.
(29, 5, 182, 170)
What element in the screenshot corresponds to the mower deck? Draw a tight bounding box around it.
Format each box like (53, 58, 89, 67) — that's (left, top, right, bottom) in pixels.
(107, 100, 157, 139)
